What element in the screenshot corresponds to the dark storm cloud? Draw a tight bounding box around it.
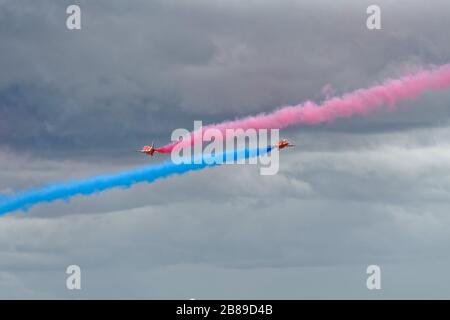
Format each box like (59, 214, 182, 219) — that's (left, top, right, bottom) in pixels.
(1, 0, 450, 157)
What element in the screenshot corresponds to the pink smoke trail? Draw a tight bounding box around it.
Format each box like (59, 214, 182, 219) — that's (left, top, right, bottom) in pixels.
(156, 64, 450, 153)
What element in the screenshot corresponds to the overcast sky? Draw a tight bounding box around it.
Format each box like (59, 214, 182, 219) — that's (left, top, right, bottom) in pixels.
(1, 0, 450, 298)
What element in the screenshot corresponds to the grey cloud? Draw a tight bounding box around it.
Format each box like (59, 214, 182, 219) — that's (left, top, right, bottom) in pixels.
(1, 0, 450, 299)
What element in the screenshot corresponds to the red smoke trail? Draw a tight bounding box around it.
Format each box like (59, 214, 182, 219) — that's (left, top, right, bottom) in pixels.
(157, 64, 450, 153)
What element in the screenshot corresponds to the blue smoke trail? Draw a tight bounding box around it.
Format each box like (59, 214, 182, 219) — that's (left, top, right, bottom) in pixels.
(0, 146, 272, 216)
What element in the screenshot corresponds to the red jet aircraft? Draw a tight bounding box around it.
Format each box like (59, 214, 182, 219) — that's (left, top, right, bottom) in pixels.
(137, 142, 159, 156)
(274, 139, 294, 150)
